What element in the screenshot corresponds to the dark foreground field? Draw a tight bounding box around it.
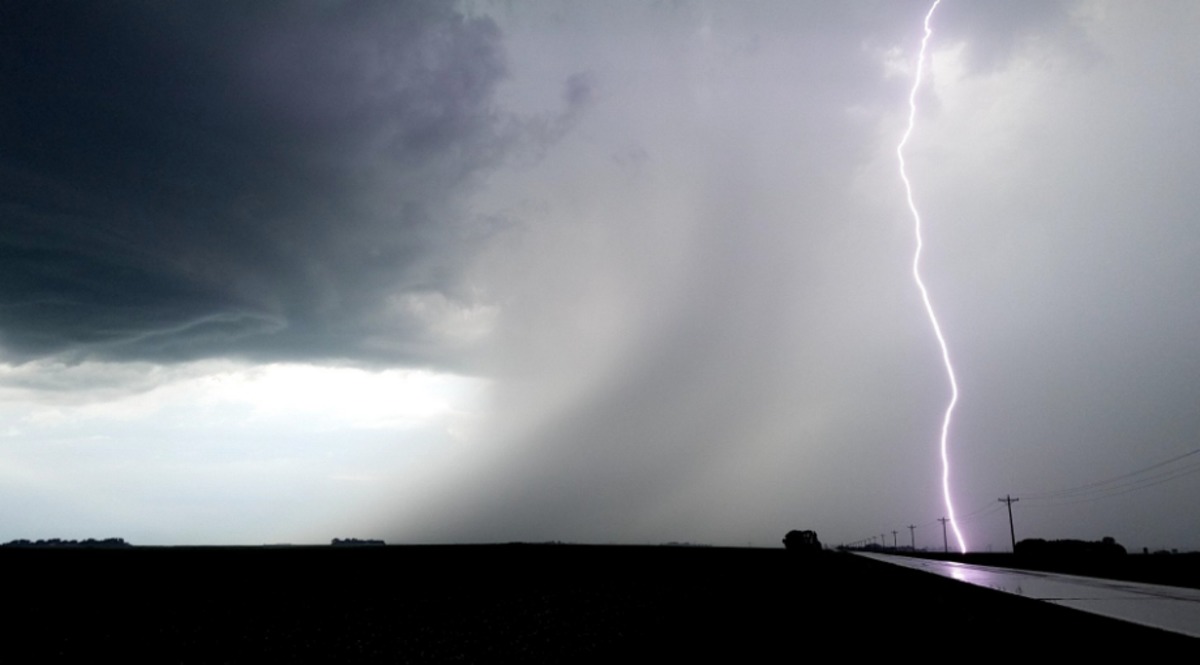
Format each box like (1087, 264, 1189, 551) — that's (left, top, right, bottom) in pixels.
(6, 545, 1193, 661)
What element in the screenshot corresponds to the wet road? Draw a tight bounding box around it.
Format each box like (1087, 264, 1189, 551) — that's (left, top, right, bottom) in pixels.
(858, 552, 1200, 638)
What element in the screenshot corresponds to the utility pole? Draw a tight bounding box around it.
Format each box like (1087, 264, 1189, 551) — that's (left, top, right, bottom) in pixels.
(908, 525, 916, 550)
(937, 517, 949, 553)
(999, 495, 1020, 552)
(892, 530, 898, 549)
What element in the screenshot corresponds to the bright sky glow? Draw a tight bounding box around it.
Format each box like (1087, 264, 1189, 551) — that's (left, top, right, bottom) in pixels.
(0, 361, 487, 544)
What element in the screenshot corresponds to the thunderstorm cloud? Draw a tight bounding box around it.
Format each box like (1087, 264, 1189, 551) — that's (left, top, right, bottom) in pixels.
(2, 1, 1199, 551)
(2, 1, 536, 366)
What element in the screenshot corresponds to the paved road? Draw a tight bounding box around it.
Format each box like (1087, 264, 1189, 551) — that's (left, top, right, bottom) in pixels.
(857, 552, 1200, 638)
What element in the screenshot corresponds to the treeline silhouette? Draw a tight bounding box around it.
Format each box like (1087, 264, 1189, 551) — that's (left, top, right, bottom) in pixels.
(330, 538, 386, 547)
(1015, 536, 1126, 557)
(2, 538, 130, 548)
(782, 529, 823, 553)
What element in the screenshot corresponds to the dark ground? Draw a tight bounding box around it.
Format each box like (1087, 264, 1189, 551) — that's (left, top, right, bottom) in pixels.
(5, 545, 1194, 661)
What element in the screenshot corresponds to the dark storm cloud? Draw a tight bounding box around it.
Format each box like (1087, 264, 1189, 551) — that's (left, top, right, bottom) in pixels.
(0, 1, 533, 365)
(10, 0, 1196, 552)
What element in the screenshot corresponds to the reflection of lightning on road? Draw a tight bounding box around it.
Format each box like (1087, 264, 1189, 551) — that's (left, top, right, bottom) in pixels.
(897, 0, 967, 554)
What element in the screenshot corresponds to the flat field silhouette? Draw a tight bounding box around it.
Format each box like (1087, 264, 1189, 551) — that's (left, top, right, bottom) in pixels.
(6, 544, 1193, 660)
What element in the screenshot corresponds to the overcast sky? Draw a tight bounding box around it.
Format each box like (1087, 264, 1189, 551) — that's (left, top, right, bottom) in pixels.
(2, 1, 1198, 551)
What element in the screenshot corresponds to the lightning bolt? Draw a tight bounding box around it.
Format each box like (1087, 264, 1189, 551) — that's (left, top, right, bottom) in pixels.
(897, 0, 968, 554)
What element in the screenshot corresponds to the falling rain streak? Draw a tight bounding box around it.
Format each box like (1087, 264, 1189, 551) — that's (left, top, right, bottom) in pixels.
(896, 0, 968, 554)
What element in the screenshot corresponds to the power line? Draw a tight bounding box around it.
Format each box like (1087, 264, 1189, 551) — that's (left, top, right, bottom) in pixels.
(1022, 446, 1200, 501)
(1026, 462, 1200, 507)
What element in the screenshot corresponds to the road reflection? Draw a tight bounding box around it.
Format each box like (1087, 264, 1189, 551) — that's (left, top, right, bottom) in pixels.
(857, 552, 1200, 638)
